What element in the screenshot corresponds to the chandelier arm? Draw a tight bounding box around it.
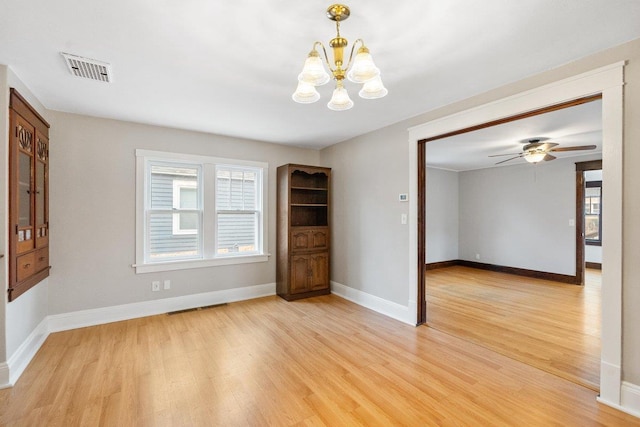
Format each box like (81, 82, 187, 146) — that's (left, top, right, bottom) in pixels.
(314, 41, 336, 73)
(344, 38, 364, 72)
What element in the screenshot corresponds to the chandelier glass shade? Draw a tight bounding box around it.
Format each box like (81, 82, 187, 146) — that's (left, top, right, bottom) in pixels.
(292, 4, 387, 111)
(292, 81, 321, 104)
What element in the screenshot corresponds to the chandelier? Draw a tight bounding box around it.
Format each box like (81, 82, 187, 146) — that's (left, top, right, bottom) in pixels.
(292, 4, 388, 111)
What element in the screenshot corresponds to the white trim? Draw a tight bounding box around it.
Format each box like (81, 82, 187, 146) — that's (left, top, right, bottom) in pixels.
(408, 62, 625, 407)
(598, 381, 640, 419)
(331, 281, 413, 325)
(133, 253, 269, 274)
(48, 282, 275, 333)
(0, 317, 49, 389)
(619, 382, 640, 418)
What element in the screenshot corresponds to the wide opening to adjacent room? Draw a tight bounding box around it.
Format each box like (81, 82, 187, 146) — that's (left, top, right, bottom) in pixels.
(422, 97, 604, 390)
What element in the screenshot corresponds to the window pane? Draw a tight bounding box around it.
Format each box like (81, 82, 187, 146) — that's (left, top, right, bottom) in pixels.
(151, 165, 198, 209)
(243, 171, 256, 210)
(149, 212, 200, 260)
(585, 187, 600, 197)
(178, 211, 198, 231)
(231, 170, 244, 209)
(216, 167, 257, 211)
(217, 213, 257, 254)
(585, 214, 599, 241)
(180, 187, 197, 209)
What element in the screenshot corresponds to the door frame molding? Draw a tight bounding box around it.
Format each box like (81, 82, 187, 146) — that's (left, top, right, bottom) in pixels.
(408, 62, 624, 407)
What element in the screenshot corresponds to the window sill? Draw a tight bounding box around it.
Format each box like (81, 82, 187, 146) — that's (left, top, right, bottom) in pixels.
(133, 254, 269, 274)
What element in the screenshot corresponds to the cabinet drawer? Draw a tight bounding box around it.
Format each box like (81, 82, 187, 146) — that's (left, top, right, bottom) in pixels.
(35, 247, 49, 272)
(309, 229, 329, 250)
(291, 230, 311, 251)
(16, 252, 36, 282)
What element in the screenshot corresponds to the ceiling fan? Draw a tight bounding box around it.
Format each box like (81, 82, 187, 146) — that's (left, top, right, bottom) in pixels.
(489, 137, 597, 165)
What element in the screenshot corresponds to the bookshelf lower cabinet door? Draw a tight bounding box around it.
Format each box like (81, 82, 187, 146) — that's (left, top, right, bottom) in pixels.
(290, 255, 310, 294)
(309, 252, 329, 291)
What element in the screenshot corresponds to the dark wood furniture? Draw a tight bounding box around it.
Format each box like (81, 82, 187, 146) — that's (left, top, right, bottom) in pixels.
(8, 89, 50, 301)
(276, 164, 331, 300)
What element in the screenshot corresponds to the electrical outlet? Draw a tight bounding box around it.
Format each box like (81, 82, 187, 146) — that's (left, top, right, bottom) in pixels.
(475, 253, 480, 260)
(163, 280, 171, 290)
(152, 281, 160, 292)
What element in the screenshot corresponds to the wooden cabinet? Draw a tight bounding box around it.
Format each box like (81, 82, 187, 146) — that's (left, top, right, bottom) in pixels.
(276, 164, 331, 300)
(8, 89, 50, 301)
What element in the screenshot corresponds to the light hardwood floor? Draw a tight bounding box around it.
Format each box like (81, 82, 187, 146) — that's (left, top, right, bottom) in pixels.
(426, 266, 601, 390)
(2, 293, 637, 426)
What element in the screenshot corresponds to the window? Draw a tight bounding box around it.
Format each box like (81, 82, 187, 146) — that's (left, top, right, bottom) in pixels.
(149, 163, 202, 261)
(216, 166, 261, 255)
(585, 180, 602, 246)
(135, 150, 268, 273)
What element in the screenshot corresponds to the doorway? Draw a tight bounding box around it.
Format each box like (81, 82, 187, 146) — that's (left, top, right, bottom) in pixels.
(420, 97, 602, 390)
(576, 160, 603, 284)
(409, 62, 625, 406)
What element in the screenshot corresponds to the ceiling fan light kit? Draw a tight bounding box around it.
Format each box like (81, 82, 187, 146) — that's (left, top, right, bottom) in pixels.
(490, 137, 597, 165)
(524, 151, 547, 164)
(292, 4, 388, 111)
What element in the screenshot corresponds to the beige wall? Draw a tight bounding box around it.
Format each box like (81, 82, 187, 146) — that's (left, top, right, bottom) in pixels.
(47, 112, 319, 315)
(0, 65, 8, 363)
(320, 37, 640, 384)
(320, 122, 411, 305)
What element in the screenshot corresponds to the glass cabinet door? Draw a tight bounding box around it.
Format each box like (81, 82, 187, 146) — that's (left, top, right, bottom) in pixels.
(35, 133, 49, 247)
(15, 118, 35, 253)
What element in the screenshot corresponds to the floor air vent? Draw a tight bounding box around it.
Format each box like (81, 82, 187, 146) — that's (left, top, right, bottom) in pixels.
(61, 53, 112, 83)
(167, 303, 228, 315)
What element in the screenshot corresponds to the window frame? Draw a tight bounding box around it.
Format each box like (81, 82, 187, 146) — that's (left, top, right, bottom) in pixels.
(585, 180, 602, 246)
(135, 149, 269, 274)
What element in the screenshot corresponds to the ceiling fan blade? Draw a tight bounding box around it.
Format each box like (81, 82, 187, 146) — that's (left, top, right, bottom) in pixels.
(488, 152, 523, 157)
(495, 155, 523, 165)
(538, 142, 559, 151)
(543, 153, 556, 162)
(549, 145, 597, 152)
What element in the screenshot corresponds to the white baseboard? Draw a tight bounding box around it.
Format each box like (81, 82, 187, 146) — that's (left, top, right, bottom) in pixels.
(0, 283, 275, 389)
(619, 381, 640, 418)
(0, 317, 49, 389)
(331, 281, 413, 325)
(598, 360, 622, 406)
(48, 283, 275, 333)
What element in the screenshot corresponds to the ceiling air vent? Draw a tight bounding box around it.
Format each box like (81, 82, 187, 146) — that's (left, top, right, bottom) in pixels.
(61, 53, 112, 83)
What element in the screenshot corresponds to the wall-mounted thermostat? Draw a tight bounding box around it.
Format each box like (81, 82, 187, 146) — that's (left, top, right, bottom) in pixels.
(399, 193, 408, 202)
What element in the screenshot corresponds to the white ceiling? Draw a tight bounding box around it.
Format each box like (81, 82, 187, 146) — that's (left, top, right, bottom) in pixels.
(1, 1, 639, 150)
(426, 99, 603, 171)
